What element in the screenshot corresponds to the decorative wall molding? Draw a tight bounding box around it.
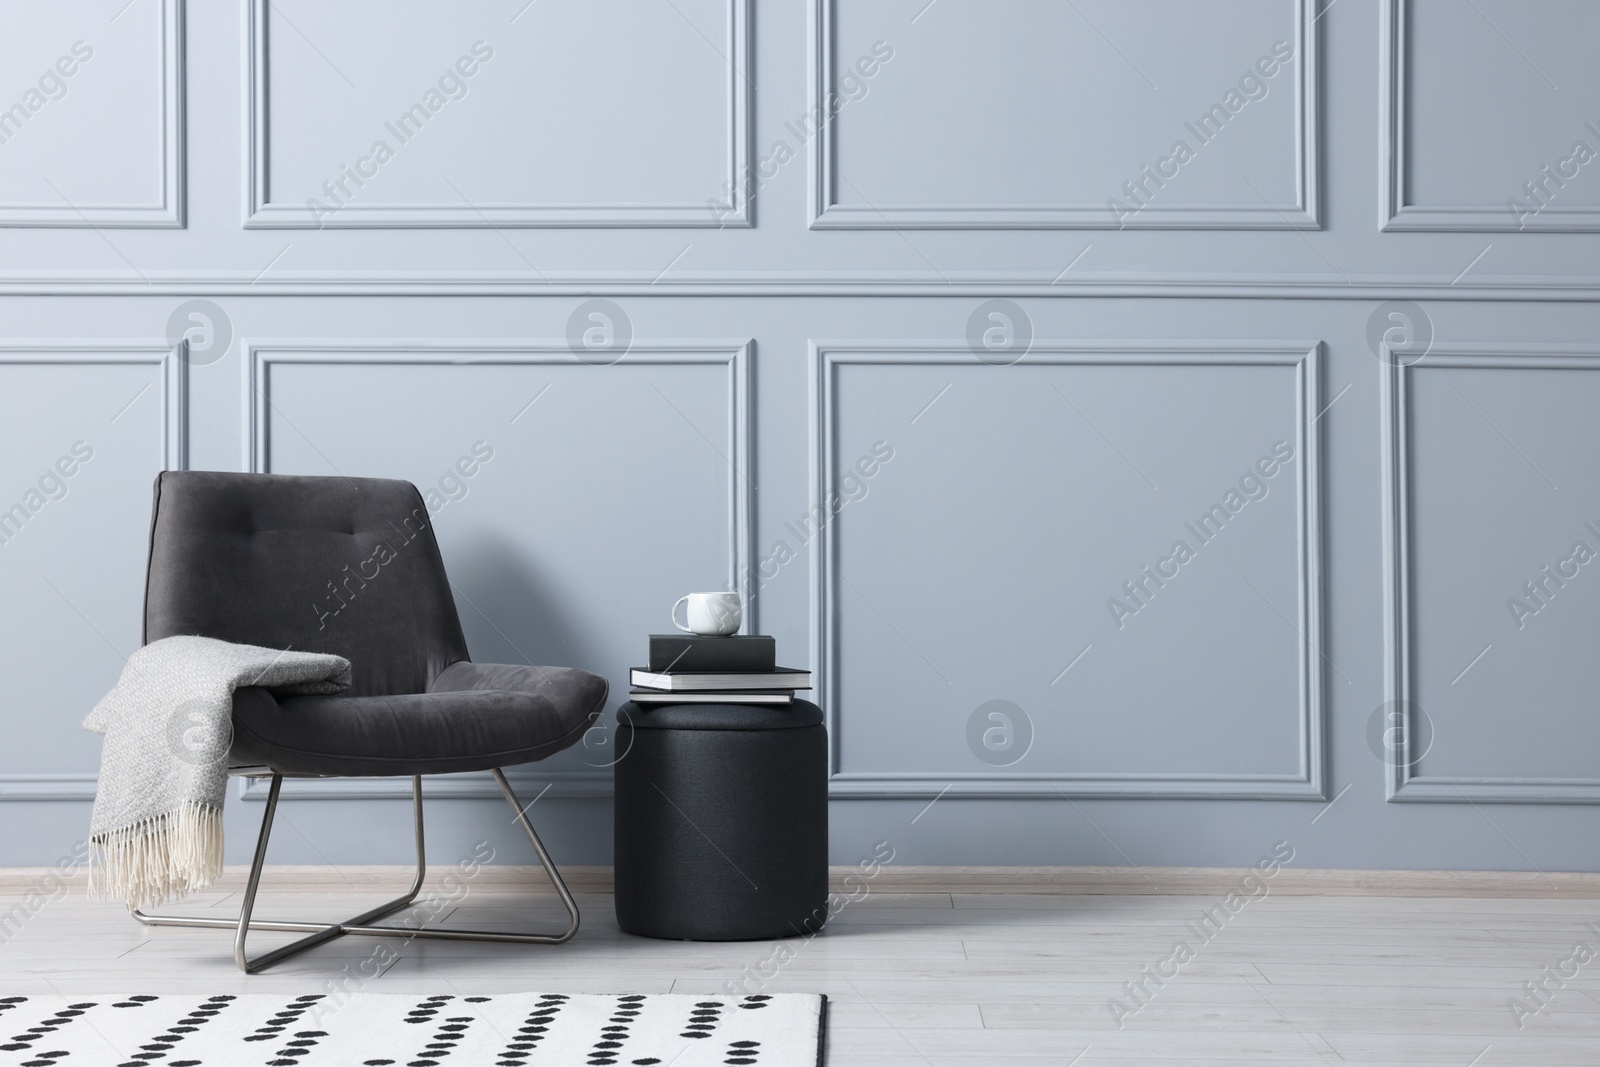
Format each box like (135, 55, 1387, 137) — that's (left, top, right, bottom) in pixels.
(242, 0, 750, 228)
(0, 772, 611, 803)
(242, 338, 752, 801)
(0, 0, 185, 228)
(236, 770, 613, 803)
(1382, 343, 1600, 802)
(0, 340, 186, 470)
(0, 771, 612, 804)
(810, 340, 1325, 798)
(0, 774, 99, 802)
(808, 0, 1320, 230)
(244, 339, 752, 611)
(7, 275, 1600, 300)
(0, 340, 186, 804)
(1380, 0, 1600, 232)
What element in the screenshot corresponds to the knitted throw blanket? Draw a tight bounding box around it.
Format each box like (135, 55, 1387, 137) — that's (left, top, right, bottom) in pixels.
(83, 636, 351, 909)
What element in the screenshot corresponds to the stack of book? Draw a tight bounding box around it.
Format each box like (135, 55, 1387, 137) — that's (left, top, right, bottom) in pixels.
(629, 634, 811, 705)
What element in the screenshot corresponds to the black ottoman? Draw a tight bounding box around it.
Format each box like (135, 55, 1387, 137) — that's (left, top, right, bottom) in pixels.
(613, 699, 828, 940)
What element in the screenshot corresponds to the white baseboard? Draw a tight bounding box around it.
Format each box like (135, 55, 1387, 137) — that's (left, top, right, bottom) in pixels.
(6, 865, 1598, 898)
(835, 865, 1600, 897)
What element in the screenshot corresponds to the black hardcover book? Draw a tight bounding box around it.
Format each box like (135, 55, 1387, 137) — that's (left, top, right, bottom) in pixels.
(647, 633, 776, 673)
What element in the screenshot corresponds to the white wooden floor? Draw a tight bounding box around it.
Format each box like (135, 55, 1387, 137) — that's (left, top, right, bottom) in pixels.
(2, 874, 1598, 1065)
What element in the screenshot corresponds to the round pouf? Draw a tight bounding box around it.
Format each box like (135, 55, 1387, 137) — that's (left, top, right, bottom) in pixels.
(613, 699, 828, 941)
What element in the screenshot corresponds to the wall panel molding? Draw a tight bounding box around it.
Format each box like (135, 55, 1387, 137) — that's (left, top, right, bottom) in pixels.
(1380, 0, 1600, 233)
(1, 770, 612, 804)
(0, 340, 186, 469)
(242, 338, 752, 801)
(0, 774, 99, 802)
(236, 770, 613, 803)
(809, 0, 1321, 230)
(7, 276, 1600, 300)
(242, 0, 750, 228)
(0, 0, 184, 228)
(0, 340, 186, 804)
(811, 340, 1325, 798)
(1382, 343, 1600, 802)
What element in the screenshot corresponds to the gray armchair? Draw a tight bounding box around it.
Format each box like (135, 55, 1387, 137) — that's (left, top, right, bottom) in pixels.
(133, 470, 608, 972)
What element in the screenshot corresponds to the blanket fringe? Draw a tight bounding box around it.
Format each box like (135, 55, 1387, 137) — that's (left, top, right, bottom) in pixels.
(89, 801, 224, 910)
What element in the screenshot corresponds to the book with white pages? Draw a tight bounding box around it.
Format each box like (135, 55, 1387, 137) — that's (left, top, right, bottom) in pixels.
(628, 666, 811, 691)
(628, 689, 794, 705)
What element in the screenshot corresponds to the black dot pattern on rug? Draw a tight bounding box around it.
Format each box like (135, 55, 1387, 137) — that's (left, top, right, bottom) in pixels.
(265, 1027, 329, 1067)
(114, 995, 237, 1067)
(491, 992, 565, 1067)
(244, 995, 324, 1046)
(2, 1001, 98, 1057)
(403, 995, 455, 1030)
(587, 994, 644, 1066)
(724, 1038, 762, 1065)
(404, 1013, 473, 1066)
(0, 993, 804, 1067)
(681, 1000, 723, 1041)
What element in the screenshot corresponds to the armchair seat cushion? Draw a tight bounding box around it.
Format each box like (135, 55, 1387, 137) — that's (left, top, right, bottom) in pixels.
(229, 663, 608, 777)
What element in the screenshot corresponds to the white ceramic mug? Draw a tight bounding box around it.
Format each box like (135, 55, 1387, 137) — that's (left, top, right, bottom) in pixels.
(671, 591, 742, 636)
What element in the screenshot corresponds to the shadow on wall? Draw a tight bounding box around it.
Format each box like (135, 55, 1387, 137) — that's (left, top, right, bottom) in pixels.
(444, 532, 603, 675)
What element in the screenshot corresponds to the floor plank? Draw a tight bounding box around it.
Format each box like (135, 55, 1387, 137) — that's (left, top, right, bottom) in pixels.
(1, 875, 1597, 1064)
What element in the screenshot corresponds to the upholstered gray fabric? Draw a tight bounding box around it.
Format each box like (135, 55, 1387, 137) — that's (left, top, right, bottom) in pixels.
(144, 471, 468, 697)
(430, 660, 607, 728)
(142, 471, 607, 777)
(230, 681, 605, 776)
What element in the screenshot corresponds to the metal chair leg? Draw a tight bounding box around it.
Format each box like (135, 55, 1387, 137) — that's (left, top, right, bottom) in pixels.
(131, 769, 580, 972)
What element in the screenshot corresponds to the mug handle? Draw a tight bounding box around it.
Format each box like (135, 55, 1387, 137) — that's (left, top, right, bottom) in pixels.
(671, 595, 693, 633)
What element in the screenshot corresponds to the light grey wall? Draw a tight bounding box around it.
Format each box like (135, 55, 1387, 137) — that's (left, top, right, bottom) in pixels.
(3, 0, 1600, 873)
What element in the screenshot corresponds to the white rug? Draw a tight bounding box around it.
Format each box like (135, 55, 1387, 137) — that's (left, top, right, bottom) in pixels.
(0, 992, 826, 1067)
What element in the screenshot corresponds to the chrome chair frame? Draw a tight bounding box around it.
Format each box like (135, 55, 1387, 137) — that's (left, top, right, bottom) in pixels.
(132, 768, 579, 974)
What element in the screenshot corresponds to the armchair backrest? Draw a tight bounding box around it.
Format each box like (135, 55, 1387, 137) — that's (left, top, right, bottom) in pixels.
(143, 471, 469, 697)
